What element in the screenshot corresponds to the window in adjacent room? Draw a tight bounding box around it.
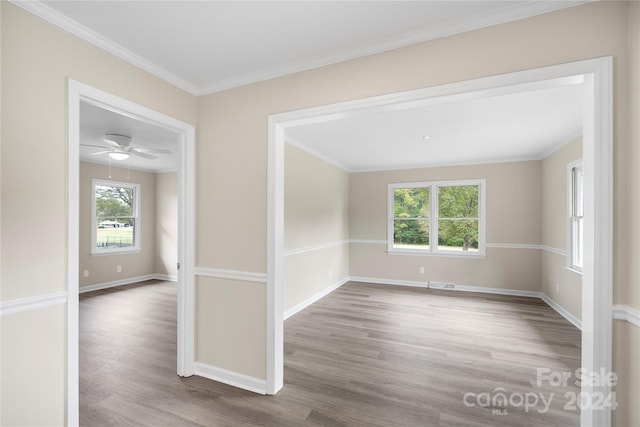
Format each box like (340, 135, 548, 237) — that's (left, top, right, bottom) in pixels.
(92, 179, 140, 255)
(388, 179, 485, 256)
(568, 161, 584, 272)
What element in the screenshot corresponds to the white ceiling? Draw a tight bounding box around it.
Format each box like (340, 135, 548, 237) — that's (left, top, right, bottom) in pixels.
(24, 0, 588, 95)
(286, 79, 584, 172)
(18, 1, 588, 172)
(80, 102, 179, 172)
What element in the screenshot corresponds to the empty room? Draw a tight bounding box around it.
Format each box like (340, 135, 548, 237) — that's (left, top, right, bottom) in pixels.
(1, 1, 638, 427)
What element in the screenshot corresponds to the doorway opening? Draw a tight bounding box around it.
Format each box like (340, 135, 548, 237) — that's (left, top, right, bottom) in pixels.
(67, 80, 196, 425)
(267, 57, 613, 426)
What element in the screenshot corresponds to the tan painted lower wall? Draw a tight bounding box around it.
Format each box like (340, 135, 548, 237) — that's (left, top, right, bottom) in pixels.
(350, 243, 541, 291)
(0, 304, 66, 426)
(284, 143, 350, 316)
(540, 250, 582, 320)
(612, 320, 640, 427)
(195, 277, 266, 380)
(155, 172, 178, 277)
(284, 243, 349, 313)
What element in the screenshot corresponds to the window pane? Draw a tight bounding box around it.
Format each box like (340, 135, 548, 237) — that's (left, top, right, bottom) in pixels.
(96, 219, 135, 249)
(393, 219, 429, 249)
(96, 185, 134, 217)
(95, 183, 136, 251)
(573, 218, 583, 268)
(437, 219, 479, 251)
(394, 188, 429, 218)
(574, 167, 584, 217)
(438, 185, 479, 218)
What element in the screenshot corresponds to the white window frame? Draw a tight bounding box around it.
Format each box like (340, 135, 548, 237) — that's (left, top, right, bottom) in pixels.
(567, 159, 584, 273)
(388, 179, 486, 257)
(91, 178, 141, 255)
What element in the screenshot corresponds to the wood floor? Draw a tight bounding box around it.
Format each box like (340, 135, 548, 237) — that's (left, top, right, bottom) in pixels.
(80, 280, 581, 426)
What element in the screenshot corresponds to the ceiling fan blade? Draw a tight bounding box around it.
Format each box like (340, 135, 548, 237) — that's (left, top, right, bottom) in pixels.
(103, 134, 131, 148)
(133, 147, 172, 154)
(90, 151, 111, 155)
(130, 150, 157, 160)
(80, 144, 109, 149)
(102, 139, 122, 148)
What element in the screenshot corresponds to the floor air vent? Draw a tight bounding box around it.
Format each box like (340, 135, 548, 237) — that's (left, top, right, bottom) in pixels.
(429, 281, 456, 289)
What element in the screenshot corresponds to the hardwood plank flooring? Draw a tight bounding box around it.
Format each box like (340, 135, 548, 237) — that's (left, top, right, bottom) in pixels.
(80, 280, 580, 426)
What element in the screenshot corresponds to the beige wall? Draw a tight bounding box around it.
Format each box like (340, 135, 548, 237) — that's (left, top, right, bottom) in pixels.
(155, 171, 178, 277)
(0, 305, 66, 425)
(188, 2, 638, 422)
(79, 162, 157, 287)
(283, 143, 349, 312)
(196, 277, 266, 379)
(613, 3, 640, 426)
(540, 137, 583, 320)
(1, 3, 196, 425)
(2, 1, 639, 425)
(613, 321, 640, 427)
(349, 161, 542, 290)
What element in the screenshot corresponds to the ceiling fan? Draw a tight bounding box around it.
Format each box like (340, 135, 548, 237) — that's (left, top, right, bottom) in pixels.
(81, 134, 171, 160)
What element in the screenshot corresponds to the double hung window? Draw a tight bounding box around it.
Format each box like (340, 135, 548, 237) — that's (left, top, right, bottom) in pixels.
(92, 179, 140, 255)
(568, 162, 584, 272)
(389, 179, 485, 256)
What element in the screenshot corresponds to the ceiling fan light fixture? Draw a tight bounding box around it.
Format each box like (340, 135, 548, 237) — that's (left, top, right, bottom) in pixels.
(108, 152, 130, 161)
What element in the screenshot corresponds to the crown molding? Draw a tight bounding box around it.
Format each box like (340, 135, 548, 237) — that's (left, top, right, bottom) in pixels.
(197, 1, 590, 95)
(10, 0, 199, 96)
(11, 0, 589, 97)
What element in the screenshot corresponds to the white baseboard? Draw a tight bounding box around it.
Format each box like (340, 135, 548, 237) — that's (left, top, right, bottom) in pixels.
(284, 277, 349, 320)
(539, 293, 582, 330)
(349, 276, 430, 289)
(348, 275, 581, 330)
(79, 273, 176, 294)
(194, 362, 266, 395)
(153, 273, 178, 282)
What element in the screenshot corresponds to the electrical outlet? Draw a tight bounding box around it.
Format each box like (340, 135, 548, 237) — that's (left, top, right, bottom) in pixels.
(117, 265, 122, 273)
(83, 269, 89, 278)
(419, 266, 425, 274)
(556, 282, 560, 293)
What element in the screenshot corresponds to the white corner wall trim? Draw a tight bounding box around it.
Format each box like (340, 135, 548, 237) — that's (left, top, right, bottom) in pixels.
(284, 240, 349, 257)
(194, 267, 268, 284)
(284, 277, 350, 320)
(540, 245, 567, 256)
(349, 276, 430, 289)
(0, 291, 68, 317)
(194, 362, 267, 395)
(613, 305, 640, 328)
(352, 241, 565, 255)
(430, 282, 541, 298)
(350, 239, 388, 245)
(78, 274, 159, 294)
(539, 293, 582, 330)
(486, 243, 541, 250)
(154, 274, 178, 282)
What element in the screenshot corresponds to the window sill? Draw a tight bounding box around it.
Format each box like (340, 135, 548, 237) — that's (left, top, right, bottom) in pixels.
(387, 248, 485, 259)
(565, 266, 583, 276)
(91, 249, 141, 257)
